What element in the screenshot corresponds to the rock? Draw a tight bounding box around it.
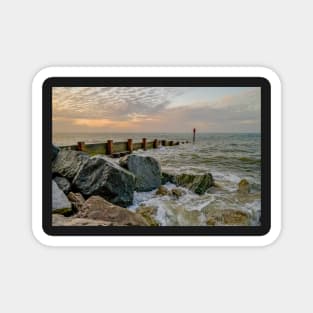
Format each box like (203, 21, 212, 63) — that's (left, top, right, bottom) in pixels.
(161, 172, 213, 195)
(156, 185, 170, 196)
(52, 144, 60, 161)
(76, 196, 148, 226)
(72, 156, 135, 207)
(205, 208, 250, 226)
(136, 206, 160, 226)
(119, 155, 128, 168)
(52, 214, 115, 226)
(171, 188, 184, 198)
(206, 217, 216, 226)
(67, 192, 85, 212)
(54, 176, 71, 194)
(52, 150, 89, 181)
(119, 154, 161, 191)
(222, 210, 250, 225)
(161, 171, 175, 184)
(238, 179, 250, 194)
(174, 173, 213, 195)
(52, 180, 72, 215)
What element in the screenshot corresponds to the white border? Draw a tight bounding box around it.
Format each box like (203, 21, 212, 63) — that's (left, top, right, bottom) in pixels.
(32, 67, 281, 247)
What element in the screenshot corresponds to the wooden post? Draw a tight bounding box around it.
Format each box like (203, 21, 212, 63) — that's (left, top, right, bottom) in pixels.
(142, 138, 147, 150)
(169, 140, 173, 146)
(161, 140, 167, 146)
(153, 139, 158, 148)
(77, 141, 85, 151)
(193, 128, 196, 144)
(107, 140, 113, 155)
(127, 139, 133, 153)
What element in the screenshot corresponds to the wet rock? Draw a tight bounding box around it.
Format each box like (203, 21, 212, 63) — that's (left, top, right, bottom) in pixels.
(52, 144, 60, 161)
(76, 196, 148, 226)
(174, 173, 213, 195)
(205, 208, 250, 226)
(52, 180, 72, 215)
(119, 155, 128, 168)
(72, 156, 135, 207)
(171, 188, 185, 198)
(156, 185, 171, 196)
(67, 192, 85, 212)
(52, 150, 89, 181)
(54, 176, 71, 194)
(238, 179, 250, 194)
(161, 171, 175, 184)
(120, 155, 161, 192)
(136, 206, 160, 226)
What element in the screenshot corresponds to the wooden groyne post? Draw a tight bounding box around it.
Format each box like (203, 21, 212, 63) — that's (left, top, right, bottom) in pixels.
(193, 128, 196, 144)
(142, 138, 147, 150)
(153, 139, 159, 148)
(77, 141, 85, 151)
(127, 139, 133, 153)
(107, 140, 113, 155)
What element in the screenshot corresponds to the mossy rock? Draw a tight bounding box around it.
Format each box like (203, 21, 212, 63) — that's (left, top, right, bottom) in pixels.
(161, 172, 175, 184)
(175, 173, 213, 195)
(53, 207, 73, 216)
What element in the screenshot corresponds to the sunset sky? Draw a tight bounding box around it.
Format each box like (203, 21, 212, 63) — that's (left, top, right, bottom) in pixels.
(52, 86, 261, 133)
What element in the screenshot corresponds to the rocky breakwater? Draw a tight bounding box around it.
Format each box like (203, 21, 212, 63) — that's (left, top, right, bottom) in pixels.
(51, 148, 153, 226)
(51, 147, 253, 227)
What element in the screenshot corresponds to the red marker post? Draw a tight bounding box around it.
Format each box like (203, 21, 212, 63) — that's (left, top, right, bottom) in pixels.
(193, 128, 196, 144)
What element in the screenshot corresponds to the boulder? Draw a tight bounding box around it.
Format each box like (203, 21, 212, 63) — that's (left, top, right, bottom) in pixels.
(54, 176, 71, 194)
(52, 180, 72, 215)
(72, 156, 135, 207)
(76, 196, 148, 226)
(67, 192, 85, 212)
(52, 144, 60, 161)
(238, 179, 250, 194)
(119, 155, 161, 191)
(174, 173, 213, 195)
(52, 150, 89, 181)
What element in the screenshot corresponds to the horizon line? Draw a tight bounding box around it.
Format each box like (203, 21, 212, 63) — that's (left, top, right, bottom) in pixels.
(53, 131, 261, 134)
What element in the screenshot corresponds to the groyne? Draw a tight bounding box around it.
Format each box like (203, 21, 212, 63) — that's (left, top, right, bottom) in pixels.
(60, 138, 189, 158)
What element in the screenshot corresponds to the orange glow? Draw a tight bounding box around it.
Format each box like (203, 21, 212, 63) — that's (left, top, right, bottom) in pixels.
(74, 118, 133, 128)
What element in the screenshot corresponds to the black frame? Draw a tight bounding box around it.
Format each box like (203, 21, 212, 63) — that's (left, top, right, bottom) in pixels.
(43, 77, 271, 236)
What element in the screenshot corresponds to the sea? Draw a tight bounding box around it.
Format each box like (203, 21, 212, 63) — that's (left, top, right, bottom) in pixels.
(53, 133, 261, 226)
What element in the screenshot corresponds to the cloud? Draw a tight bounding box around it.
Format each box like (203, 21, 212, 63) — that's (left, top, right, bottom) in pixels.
(53, 87, 261, 133)
(53, 87, 186, 119)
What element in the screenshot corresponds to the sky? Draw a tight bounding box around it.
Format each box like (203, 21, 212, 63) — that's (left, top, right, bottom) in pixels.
(52, 86, 261, 133)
